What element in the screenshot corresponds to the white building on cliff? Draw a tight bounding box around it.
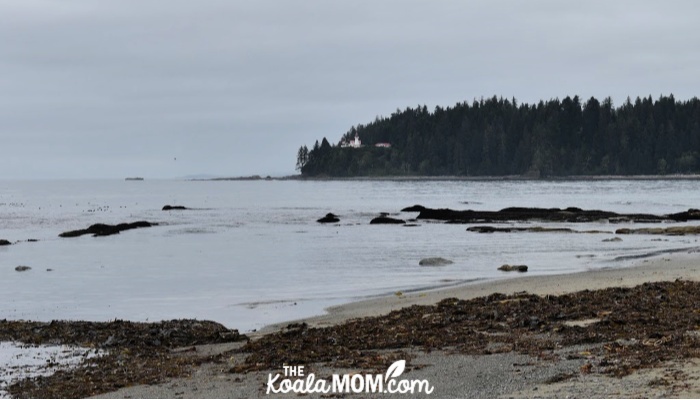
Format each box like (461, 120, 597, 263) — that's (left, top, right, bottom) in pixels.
(341, 133, 362, 148)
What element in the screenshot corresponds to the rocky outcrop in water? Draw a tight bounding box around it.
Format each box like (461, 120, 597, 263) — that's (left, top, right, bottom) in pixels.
(603, 237, 623, 242)
(468, 226, 574, 233)
(317, 213, 340, 223)
(15, 265, 31, 272)
(401, 205, 426, 212)
(162, 205, 188, 211)
(59, 221, 156, 238)
(467, 226, 611, 234)
(419, 257, 454, 266)
(616, 226, 700, 236)
(0, 239, 11, 246)
(498, 264, 528, 272)
(405, 206, 700, 224)
(370, 216, 406, 224)
(666, 208, 700, 221)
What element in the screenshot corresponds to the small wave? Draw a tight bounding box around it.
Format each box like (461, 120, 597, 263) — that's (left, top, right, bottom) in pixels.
(166, 228, 218, 235)
(613, 246, 700, 261)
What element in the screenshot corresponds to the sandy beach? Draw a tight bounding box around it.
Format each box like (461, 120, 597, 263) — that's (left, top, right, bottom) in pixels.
(258, 252, 700, 335)
(77, 251, 700, 399)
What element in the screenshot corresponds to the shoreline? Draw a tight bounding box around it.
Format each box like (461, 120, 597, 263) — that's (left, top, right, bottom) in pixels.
(207, 174, 700, 182)
(7, 252, 700, 398)
(92, 252, 700, 399)
(255, 251, 700, 336)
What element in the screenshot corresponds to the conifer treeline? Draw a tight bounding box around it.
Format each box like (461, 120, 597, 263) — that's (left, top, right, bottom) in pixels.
(297, 95, 700, 177)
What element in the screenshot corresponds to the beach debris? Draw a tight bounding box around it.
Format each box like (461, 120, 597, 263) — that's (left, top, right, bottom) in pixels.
(498, 264, 528, 272)
(58, 221, 156, 238)
(580, 363, 593, 374)
(603, 237, 623, 242)
(419, 257, 454, 266)
(369, 216, 406, 224)
(0, 239, 11, 246)
(9, 281, 700, 397)
(15, 265, 31, 272)
(317, 213, 340, 223)
(162, 205, 188, 210)
(232, 280, 700, 382)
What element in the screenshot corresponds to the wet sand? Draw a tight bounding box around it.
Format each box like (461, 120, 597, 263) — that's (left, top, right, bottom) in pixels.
(88, 251, 700, 399)
(257, 252, 700, 335)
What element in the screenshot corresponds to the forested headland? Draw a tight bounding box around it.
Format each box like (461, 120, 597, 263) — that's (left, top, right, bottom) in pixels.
(296, 95, 700, 177)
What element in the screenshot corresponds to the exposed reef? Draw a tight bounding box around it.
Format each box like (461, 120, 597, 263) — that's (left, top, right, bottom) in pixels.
(317, 213, 340, 223)
(162, 205, 188, 211)
(498, 264, 528, 272)
(404, 205, 700, 224)
(59, 221, 156, 238)
(467, 226, 611, 234)
(419, 257, 454, 266)
(370, 216, 406, 224)
(616, 226, 700, 236)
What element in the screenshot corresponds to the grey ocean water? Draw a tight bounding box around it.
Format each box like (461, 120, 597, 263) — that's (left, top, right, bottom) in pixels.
(1, 179, 699, 332)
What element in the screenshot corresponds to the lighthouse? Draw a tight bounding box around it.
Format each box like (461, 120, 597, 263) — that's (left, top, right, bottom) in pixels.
(352, 133, 361, 148)
(340, 133, 363, 148)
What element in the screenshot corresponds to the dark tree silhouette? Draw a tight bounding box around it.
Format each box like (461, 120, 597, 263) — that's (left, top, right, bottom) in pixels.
(299, 94, 700, 177)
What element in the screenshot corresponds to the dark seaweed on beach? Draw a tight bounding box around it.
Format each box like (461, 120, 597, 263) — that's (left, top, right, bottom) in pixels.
(8, 281, 700, 398)
(3, 319, 246, 398)
(235, 280, 700, 378)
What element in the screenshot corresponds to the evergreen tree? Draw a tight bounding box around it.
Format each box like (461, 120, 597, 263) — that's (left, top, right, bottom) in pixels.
(297, 94, 700, 177)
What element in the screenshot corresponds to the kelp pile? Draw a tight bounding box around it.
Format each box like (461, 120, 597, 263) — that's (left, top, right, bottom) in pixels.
(3, 319, 246, 398)
(235, 280, 700, 378)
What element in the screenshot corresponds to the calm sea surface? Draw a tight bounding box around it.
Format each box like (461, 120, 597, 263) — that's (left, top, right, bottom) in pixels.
(1, 179, 699, 332)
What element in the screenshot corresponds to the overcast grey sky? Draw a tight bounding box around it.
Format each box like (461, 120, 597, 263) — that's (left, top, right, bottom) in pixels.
(1, 1, 699, 179)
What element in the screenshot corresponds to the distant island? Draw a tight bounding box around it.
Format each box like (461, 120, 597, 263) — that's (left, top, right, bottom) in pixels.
(125, 177, 144, 181)
(296, 94, 700, 178)
(202, 175, 272, 181)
